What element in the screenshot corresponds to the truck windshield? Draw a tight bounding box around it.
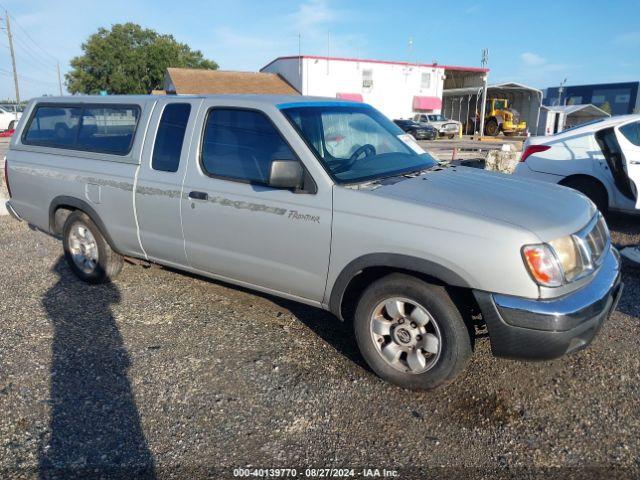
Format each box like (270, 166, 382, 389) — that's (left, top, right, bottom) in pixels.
(281, 104, 437, 183)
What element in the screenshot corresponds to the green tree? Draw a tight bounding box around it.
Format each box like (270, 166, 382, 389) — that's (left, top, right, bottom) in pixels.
(66, 23, 218, 94)
(598, 101, 612, 115)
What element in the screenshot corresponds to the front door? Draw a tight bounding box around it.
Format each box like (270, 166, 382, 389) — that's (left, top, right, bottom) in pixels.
(180, 105, 332, 302)
(616, 120, 640, 209)
(136, 98, 202, 267)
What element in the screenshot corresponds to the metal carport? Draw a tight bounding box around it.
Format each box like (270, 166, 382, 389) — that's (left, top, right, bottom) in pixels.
(541, 104, 610, 132)
(442, 82, 543, 135)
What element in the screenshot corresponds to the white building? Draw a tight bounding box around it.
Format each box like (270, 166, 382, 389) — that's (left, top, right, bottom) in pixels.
(261, 55, 487, 120)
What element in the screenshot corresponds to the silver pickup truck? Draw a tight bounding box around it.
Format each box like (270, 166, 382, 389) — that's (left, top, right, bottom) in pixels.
(4, 95, 623, 390)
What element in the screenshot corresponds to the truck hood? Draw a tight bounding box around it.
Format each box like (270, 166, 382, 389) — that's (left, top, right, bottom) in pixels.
(366, 166, 595, 241)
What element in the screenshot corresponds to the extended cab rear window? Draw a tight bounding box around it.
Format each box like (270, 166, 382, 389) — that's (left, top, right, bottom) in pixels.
(23, 104, 140, 155)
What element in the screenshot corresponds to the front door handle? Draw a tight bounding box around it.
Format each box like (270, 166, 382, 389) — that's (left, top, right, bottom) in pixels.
(188, 191, 209, 201)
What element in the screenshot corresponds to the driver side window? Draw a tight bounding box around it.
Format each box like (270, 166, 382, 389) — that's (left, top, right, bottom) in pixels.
(201, 108, 296, 184)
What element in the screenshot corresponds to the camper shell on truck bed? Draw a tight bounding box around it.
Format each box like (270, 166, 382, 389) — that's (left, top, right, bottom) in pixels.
(5, 95, 622, 390)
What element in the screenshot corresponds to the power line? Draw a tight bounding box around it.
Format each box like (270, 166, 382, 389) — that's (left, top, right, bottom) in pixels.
(0, 5, 63, 97)
(12, 35, 58, 74)
(5, 9, 58, 64)
(12, 32, 56, 68)
(0, 67, 57, 86)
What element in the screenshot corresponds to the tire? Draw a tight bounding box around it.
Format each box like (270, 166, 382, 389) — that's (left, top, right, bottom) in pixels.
(484, 119, 499, 136)
(7, 120, 15, 130)
(354, 273, 473, 390)
(62, 211, 123, 283)
(448, 134, 455, 139)
(560, 177, 609, 215)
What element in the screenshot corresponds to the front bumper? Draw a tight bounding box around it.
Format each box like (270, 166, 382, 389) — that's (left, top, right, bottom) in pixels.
(473, 246, 622, 360)
(413, 130, 436, 140)
(5, 200, 22, 222)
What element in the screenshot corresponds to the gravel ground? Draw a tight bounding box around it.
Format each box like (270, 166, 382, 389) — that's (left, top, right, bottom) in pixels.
(0, 212, 639, 479)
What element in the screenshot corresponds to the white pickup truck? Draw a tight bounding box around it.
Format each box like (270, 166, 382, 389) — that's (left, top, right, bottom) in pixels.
(4, 95, 622, 390)
(0, 104, 21, 131)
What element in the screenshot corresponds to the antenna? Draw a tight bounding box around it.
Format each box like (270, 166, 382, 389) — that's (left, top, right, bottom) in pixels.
(558, 77, 567, 106)
(481, 48, 489, 68)
(478, 48, 489, 137)
(298, 33, 302, 76)
(326, 31, 330, 74)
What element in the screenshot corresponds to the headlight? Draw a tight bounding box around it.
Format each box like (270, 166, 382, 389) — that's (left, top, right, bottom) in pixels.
(523, 215, 610, 288)
(548, 235, 583, 281)
(522, 244, 563, 287)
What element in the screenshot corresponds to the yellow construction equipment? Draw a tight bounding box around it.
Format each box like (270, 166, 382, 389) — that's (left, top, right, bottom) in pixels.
(483, 98, 527, 136)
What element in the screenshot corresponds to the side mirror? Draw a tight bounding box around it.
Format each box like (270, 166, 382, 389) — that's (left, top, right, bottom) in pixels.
(268, 160, 304, 190)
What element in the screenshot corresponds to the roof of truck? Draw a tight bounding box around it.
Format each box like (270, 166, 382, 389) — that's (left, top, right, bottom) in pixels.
(29, 94, 355, 106)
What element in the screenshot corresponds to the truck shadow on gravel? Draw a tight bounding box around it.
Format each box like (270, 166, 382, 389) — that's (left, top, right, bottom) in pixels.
(163, 266, 369, 372)
(39, 258, 155, 479)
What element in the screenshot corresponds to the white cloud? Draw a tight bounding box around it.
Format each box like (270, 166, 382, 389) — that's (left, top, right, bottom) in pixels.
(289, 0, 339, 33)
(521, 52, 547, 67)
(612, 31, 640, 47)
(464, 4, 481, 14)
(211, 0, 368, 70)
(511, 52, 574, 87)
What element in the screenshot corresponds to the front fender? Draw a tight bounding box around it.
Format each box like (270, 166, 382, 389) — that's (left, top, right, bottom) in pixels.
(327, 253, 471, 319)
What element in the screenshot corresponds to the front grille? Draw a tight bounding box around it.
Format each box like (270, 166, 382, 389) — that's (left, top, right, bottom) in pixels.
(586, 215, 609, 265)
(575, 214, 609, 269)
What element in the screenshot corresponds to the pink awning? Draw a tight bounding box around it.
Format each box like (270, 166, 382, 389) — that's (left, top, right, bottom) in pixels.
(336, 93, 363, 102)
(413, 96, 442, 110)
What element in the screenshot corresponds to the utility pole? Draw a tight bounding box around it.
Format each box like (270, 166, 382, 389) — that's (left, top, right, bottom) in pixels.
(56, 62, 63, 96)
(478, 48, 489, 137)
(5, 10, 20, 104)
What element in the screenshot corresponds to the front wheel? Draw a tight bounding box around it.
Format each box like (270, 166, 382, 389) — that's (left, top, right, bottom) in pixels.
(354, 273, 473, 390)
(62, 211, 123, 283)
(484, 119, 499, 136)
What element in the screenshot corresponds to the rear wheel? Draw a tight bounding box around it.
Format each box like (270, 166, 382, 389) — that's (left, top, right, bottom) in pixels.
(448, 134, 455, 139)
(353, 273, 473, 390)
(62, 211, 123, 283)
(484, 119, 499, 136)
(560, 177, 609, 214)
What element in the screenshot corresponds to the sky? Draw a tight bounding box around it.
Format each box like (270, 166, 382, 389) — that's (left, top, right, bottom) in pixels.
(0, 0, 639, 100)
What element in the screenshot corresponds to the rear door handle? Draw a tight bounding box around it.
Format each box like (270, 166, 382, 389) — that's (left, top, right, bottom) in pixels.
(188, 191, 208, 201)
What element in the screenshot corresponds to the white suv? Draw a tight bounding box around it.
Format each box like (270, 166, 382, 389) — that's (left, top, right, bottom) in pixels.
(513, 115, 640, 214)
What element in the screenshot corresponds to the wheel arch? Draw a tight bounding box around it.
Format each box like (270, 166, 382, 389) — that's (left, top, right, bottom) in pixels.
(558, 174, 610, 209)
(328, 253, 472, 321)
(49, 196, 119, 252)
